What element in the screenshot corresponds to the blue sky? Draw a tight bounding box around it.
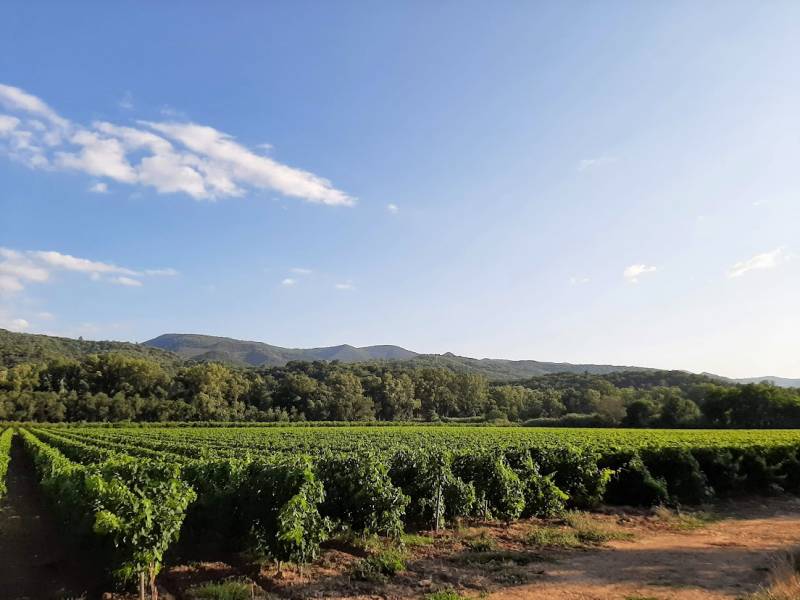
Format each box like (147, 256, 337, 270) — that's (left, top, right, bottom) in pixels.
(1, 2, 798, 378)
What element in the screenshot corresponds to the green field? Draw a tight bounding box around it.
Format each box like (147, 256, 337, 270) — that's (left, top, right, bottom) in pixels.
(32, 423, 800, 456)
(5, 424, 800, 592)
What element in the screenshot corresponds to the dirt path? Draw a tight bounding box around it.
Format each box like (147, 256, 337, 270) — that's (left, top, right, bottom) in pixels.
(0, 434, 101, 600)
(490, 498, 800, 600)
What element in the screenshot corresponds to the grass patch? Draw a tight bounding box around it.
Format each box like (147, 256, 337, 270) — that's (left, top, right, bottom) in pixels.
(189, 580, 253, 600)
(462, 532, 496, 552)
(456, 549, 543, 566)
(652, 506, 719, 531)
(424, 591, 464, 600)
(527, 512, 634, 549)
(402, 532, 435, 547)
(527, 526, 581, 548)
(351, 548, 407, 582)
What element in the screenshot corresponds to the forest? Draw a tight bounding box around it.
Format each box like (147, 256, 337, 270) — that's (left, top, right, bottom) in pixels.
(2, 348, 799, 427)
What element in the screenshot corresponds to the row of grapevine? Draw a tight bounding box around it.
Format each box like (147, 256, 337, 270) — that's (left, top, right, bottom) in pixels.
(39, 425, 800, 511)
(19, 429, 195, 599)
(0, 427, 12, 498)
(17, 424, 800, 598)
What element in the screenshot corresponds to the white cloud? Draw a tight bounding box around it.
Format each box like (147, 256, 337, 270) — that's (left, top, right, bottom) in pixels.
(111, 276, 142, 287)
(727, 248, 787, 278)
(0, 114, 19, 134)
(0, 83, 354, 205)
(89, 182, 108, 193)
(0, 246, 176, 294)
(578, 156, 618, 171)
(569, 276, 590, 286)
(281, 278, 297, 286)
(335, 282, 355, 291)
(387, 203, 399, 214)
(0, 275, 25, 293)
(0, 317, 29, 331)
(56, 129, 137, 182)
(32, 250, 137, 275)
(290, 267, 312, 275)
(0, 248, 50, 290)
(142, 121, 354, 205)
(0, 83, 69, 128)
(624, 264, 657, 283)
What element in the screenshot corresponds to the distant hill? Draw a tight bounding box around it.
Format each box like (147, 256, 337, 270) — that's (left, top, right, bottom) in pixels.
(144, 333, 657, 381)
(713, 374, 800, 389)
(144, 333, 418, 368)
(403, 352, 655, 381)
(3, 329, 796, 386)
(0, 328, 181, 369)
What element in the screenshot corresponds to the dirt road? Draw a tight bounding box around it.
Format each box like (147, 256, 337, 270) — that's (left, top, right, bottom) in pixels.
(490, 499, 800, 600)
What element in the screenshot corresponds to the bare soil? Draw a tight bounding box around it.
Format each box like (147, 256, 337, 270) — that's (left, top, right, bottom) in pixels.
(488, 498, 800, 600)
(160, 498, 800, 600)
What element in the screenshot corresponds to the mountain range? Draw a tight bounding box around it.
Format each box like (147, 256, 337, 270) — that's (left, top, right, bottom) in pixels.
(144, 333, 798, 386)
(1, 328, 796, 386)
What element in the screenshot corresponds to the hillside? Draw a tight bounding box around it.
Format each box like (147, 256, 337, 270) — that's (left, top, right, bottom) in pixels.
(0, 328, 181, 369)
(3, 329, 796, 386)
(405, 352, 654, 381)
(702, 372, 800, 389)
(731, 376, 800, 388)
(145, 333, 418, 368)
(144, 333, 658, 381)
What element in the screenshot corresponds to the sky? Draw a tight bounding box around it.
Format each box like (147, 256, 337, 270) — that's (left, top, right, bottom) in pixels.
(0, 2, 798, 379)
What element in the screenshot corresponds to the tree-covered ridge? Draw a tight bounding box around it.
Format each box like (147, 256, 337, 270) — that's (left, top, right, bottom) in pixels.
(145, 333, 418, 368)
(0, 328, 181, 370)
(1, 345, 799, 427)
(144, 333, 658, 380)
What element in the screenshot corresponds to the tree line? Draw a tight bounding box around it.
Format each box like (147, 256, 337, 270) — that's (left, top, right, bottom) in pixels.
(1, 352, 799, 427)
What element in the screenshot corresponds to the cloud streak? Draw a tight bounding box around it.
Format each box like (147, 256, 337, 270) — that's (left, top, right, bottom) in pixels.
(0, 83, 354, 205)
(623, 264, 657, 283)
(0, 247, 176, 294)
(727, 248, 787, 278)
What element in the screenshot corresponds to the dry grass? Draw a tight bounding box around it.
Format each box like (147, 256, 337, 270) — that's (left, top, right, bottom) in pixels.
(747, 549, 800, 600)
(651, 505, 719, 531)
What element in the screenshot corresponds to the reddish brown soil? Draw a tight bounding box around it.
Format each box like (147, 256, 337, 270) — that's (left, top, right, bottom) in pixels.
(159, 498, 800, 600)
(490, 498, 800, 600)
(0, 435, 102, 600)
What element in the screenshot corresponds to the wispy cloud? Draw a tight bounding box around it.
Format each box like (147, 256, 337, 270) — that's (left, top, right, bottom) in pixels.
(578, 156, 618, 172)
(623, 264, 657, 283)
(727, 248, 787, 278)
(0, 83, 354, 205)
(569, 276, 590, 286)
(111, 276, 142, 287)
(387, 203, 399, 214)
(290, 267, 313, 275)
(281, 278, 297, 286)
(335, 282, 355, 291)
(0, 315, 29, 331)
(118, 91, 134, 110)
(0, 247, 176, 294)
(89, 181, 108, 193)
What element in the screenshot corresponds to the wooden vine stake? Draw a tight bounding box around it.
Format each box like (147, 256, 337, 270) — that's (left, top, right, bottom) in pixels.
(139, 571, 146, 600)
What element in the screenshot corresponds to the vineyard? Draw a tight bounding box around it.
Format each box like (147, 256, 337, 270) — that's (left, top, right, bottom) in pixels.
(3, 424, 800, 598)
